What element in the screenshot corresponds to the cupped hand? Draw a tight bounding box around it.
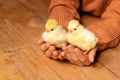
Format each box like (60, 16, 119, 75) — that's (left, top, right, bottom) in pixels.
(39, 39, 62, 59)
(59, 45, 97, 66)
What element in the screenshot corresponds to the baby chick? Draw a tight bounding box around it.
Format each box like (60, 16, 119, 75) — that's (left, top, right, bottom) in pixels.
(42, 19, 67, 48)
(67, 20, 98, 51)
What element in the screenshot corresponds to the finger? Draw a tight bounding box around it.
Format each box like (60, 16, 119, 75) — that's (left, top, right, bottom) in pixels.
(38, 39, 44, 44)
(40, 43, 50, 51)
(73, 48, 88, 66)
(67, 45, 74, 52)
(40, 43, 47, 51)
(74, 48, 92, 66)
(45, 50, 52, 57)
(62, 46, 69, 57)
(45, 46, 55, 57)
(52, 50, 59, 59)
(58, 52, 65, 60)
(75, 60, 83, 67)
(77, 50, 92, 66)
(70, 51, 79, 62)
(88, 48, 97, 63)
(46, 43, 51, 48)
(65, 52, 74, 63)
(67, 45, 78, 61)
(74, 48, 85, 62)
(49, 46, 56, 52)
(68, 45, 82, 64)
(82, 48, 97, 65)
(82, 55, 91, 66)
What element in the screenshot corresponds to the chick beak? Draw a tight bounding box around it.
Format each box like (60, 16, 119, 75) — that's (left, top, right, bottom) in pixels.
(69, 29, 72, 32)
(45, 29, 49, 32)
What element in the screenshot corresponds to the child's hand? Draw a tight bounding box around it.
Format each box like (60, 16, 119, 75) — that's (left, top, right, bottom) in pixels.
(39, 19, 67, 59)
(59, 45, 97, 66)
(39, 39, 60, 59)
(42, 19, 67, 48)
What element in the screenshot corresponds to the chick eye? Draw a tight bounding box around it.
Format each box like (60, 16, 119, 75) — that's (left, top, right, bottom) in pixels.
(74, 28, 77, 31)
(51, 29, 54, 31)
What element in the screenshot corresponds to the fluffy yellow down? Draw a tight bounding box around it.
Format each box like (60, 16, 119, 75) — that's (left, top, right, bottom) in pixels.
(67, 20, 98, 51)
(42, 19, 67, 48)
(45, 19, 58, 32)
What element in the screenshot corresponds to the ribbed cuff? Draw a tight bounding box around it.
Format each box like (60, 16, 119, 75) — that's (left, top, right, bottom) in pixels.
(87, 19, 120, 50)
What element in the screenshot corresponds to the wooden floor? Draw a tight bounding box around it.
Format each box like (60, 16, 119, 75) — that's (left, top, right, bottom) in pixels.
(0, 0, 120, 80)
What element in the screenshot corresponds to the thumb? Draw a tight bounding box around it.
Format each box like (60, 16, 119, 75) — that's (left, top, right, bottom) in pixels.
(88, 48, 97, 63)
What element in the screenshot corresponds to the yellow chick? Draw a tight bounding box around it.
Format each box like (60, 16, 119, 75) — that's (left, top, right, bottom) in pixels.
(67, 20, 98, 51)
(42, 19, 67, 48)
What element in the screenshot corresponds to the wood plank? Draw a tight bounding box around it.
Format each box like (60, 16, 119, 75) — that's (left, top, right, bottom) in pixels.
(0, 49, 26, 80)
(81, 14, 120, 79)
(98, 46, 120, 78)
(0, 12, 63, 80)
(0, 0, 120, 80)
(0, 15, 90, 80)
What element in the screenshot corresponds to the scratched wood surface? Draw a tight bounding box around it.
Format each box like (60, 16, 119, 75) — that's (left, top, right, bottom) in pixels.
(0, 0, 120, 80)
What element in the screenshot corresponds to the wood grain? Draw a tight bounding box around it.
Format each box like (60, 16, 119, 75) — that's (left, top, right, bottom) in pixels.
(0, 0, 120, 80)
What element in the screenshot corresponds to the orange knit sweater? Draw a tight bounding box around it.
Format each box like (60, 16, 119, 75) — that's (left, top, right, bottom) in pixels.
(48, 0, 120, 51)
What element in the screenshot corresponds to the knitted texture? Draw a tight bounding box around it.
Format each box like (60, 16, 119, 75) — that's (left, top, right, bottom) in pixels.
(49, 0, 80, 30)
(87, 0, 120, 50)
(48, 0, 120, 50)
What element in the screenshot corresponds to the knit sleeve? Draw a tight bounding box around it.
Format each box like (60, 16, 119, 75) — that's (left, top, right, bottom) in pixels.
(48, 0, 80, 30)
(87, 0, 120, 51)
